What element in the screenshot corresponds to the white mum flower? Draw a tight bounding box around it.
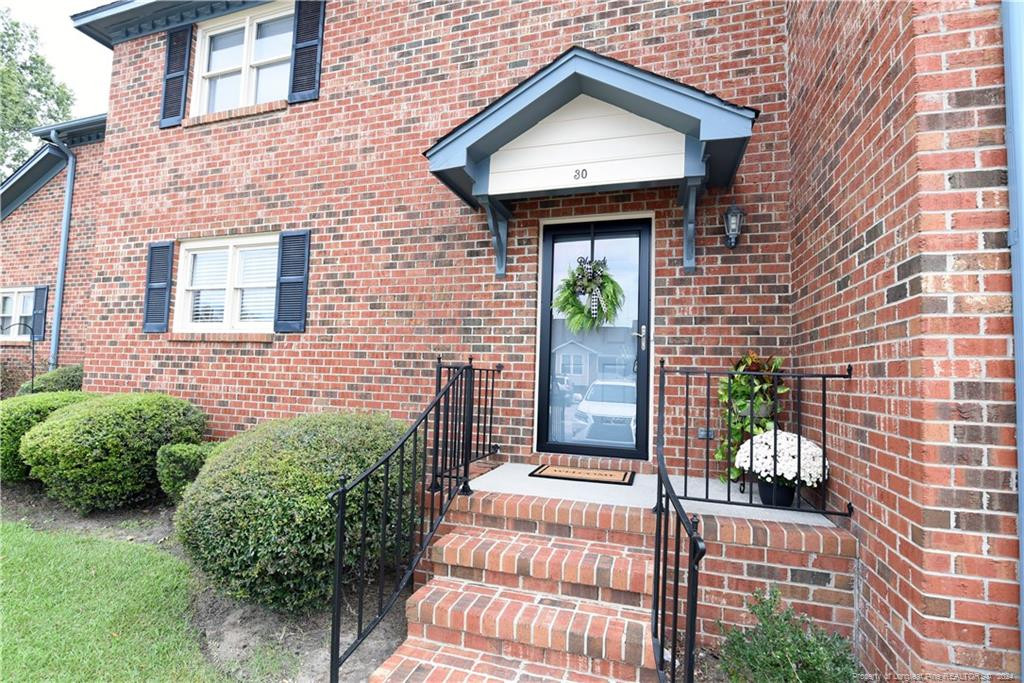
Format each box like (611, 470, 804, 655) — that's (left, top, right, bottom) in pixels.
(734, 430, 827, 487)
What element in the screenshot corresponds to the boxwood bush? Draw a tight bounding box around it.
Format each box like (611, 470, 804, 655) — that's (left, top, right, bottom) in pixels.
(156, 442, 213, 503)
(16, 364, 83, 396)
(176, 411, 406, 612)
(0, 391, 97, 482)
(20, 393, 206, 513)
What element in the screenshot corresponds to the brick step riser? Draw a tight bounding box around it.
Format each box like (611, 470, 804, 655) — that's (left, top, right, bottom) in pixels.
(434, 562, 654, 609)
(406, 578, 657, 672)
(443, 510, 657, 548)
(405, 621, 658, 683)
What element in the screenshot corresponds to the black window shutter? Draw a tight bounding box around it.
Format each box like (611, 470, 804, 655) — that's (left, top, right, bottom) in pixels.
(143, 242, 174, 333)
(287, 1, 325, 103)
(274, 230, 310, 333)
(159, 25, 193, 128)
(30, 286, 48, 341)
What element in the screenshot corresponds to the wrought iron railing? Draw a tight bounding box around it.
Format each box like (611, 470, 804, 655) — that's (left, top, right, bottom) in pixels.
(438, 358, 503, 463)
(652, 363, 706, 683)
(326, 359, 501, 682)
(659, 360, 854, 516)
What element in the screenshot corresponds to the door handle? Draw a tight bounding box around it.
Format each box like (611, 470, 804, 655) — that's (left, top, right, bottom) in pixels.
(632, 324, 647, 351)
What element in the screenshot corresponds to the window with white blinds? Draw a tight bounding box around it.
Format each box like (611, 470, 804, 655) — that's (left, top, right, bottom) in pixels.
(173, 234, 278, 332)
(0, 288, 33, 340)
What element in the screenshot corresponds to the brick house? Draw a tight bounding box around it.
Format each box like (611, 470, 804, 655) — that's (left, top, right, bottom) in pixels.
(1, 0, 1020, 680)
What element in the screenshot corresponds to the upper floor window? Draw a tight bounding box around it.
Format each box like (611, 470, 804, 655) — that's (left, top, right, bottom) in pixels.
(173, 233, 278, 333)
(0, 288, 34, 340)
(192, 3, 294, 116)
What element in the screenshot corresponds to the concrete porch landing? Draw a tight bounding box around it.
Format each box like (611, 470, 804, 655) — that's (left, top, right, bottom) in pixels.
(468, 463, 835, 527)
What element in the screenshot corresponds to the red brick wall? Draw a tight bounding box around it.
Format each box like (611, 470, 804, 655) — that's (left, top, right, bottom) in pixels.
(85, 1, 791, 447)
(0, 140, 104, 394)
(788, 0, 1015, 677)
(4, 0, 1009, 677)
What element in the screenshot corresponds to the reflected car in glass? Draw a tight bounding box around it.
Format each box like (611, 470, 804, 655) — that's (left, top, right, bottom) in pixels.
(571, 380, 637, 445)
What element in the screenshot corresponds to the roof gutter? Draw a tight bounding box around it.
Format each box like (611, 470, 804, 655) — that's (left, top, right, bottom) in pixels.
(46, 131, 76, 371)
(1001, 0, 1024, 668)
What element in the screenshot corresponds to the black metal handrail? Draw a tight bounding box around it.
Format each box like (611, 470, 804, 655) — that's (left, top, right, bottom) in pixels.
(439, 358, 503, 463)
(327, 359, 501, 682)
(661, 363, 854, 516)
(652, 362, 706, 683)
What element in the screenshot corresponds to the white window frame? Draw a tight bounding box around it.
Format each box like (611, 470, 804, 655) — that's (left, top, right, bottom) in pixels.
(190, 1, 294, 117)
(0, 288, 34, 341)
(172, 233, 279, 333)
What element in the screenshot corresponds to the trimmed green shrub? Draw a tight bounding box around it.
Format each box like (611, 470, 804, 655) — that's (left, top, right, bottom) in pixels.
(16, 364, 83, 396)
(20, 393, 206, 513)
(721, 588, 859, 682)
(176, 411, 406, 612)
(157, 442, 213, 503)
(0, 391, 97, 482)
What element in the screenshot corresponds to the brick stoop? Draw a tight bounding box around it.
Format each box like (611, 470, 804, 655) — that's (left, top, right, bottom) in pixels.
(375, 491, 857, 681)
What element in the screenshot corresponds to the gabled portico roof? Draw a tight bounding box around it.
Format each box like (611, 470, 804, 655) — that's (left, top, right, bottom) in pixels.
(424, 46, 758, 209)
(424, 47, 757, 276)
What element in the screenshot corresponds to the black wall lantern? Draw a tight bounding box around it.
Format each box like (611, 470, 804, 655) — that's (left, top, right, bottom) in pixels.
(723, 205, 745, 249)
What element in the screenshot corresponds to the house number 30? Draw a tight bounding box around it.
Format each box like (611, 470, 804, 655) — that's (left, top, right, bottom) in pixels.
(573, 168, 588, 180)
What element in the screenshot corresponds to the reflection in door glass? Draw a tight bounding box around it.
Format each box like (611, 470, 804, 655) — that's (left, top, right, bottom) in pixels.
(548, 234, 640, 449)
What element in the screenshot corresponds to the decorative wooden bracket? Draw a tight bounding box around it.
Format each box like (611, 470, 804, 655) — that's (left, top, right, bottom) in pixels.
(479, 197, 511, 277)
(679, 178, 704, 274)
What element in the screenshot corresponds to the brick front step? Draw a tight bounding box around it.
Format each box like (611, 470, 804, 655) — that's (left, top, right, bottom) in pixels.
(370, 637, 655, 682)
(398, 577, 657, 677)
(430, 526, 654, 608)
(369, 638, 562, 681)
(444, 491, 657, 547)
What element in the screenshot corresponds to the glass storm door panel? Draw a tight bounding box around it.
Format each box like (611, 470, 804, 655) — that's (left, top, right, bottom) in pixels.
(537, 219, 651, 459)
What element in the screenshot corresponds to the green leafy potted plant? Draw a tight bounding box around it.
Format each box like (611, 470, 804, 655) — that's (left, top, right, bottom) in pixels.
(713, 352, 789, 482)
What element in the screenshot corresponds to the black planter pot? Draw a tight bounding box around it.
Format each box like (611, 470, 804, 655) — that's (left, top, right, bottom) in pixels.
(757, 479, 795, 507)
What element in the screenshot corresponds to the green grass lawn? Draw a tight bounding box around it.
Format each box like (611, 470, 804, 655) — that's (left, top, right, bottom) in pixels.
(1, 522, 224, 682)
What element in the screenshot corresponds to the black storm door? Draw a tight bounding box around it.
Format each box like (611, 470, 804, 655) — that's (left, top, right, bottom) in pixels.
(537, 219, 652, 459)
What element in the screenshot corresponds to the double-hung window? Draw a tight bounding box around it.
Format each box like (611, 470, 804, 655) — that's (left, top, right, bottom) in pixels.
(0, 288, 34, 340)
(192, 3, 294, 116)
(173, 234, 278, 333)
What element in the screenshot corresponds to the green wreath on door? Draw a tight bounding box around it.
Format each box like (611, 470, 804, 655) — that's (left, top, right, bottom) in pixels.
(553, 257, 625, 333)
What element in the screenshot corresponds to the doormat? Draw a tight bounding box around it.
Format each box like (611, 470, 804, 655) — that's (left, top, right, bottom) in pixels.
(528, 464, 635, 486)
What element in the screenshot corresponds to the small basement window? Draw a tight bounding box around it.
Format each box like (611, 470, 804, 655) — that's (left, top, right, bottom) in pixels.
(0, 288, 33, 340)
(173, 233, 278, 333)
(191, 2, 293, 116)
